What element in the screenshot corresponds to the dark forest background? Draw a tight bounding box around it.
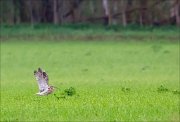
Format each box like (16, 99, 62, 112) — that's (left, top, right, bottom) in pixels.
(0, 0, 179, 26)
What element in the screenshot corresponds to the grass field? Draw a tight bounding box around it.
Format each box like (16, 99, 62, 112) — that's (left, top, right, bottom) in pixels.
(1, 25, 179, 121)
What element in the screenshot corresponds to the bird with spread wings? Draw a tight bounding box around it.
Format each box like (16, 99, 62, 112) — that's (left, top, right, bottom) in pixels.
(34, 68, 54, 96)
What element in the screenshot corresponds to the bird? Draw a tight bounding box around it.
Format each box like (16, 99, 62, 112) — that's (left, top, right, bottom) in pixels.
(34, 68, 55, 96)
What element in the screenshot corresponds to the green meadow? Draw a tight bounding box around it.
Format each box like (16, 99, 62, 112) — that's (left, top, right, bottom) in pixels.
(1, 25, 179, 121)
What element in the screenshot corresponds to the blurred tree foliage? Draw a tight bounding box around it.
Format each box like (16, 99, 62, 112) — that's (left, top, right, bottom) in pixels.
(0, 0, 179, 26)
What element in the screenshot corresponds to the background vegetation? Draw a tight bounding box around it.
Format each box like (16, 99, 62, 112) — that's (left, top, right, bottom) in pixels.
(0, 0, 179, 26)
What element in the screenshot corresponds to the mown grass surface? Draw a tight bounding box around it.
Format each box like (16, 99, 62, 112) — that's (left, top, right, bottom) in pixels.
(0, 25, 179, 121)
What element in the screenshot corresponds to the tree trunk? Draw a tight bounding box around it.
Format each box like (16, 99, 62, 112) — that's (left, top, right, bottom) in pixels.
(121, 0, 127, 26)
(13, 0, 20, 24)
(59, 0, 64, 24)
(10, 0, 15, 25)
(53, 0, 58, 24)
(112, 0, 118, 25)
(175, 0, 180, 26)
(27, 0, 34, 27)
(139, 0, 147, 26)
(170, 0, 180, 26)
(139, 14, 143, 26)
(102, 0, 111, 25)
(89, 0, 95, 14)
(6, 0, 15, 25)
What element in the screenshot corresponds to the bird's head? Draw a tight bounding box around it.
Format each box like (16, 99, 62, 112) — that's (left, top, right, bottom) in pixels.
(48, 85, 55, 93)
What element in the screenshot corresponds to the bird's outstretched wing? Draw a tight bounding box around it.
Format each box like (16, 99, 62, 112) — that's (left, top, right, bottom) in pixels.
(42, 71, 49, 85)
(34, 68, 49, 92)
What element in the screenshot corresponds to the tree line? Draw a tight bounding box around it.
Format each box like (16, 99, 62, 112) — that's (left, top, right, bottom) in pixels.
(0, 0, 179, 26)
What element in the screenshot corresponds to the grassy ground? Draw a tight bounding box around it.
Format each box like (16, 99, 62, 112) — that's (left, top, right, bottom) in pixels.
(1, 24, 179, 42)
(0, 25, 179, 121)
